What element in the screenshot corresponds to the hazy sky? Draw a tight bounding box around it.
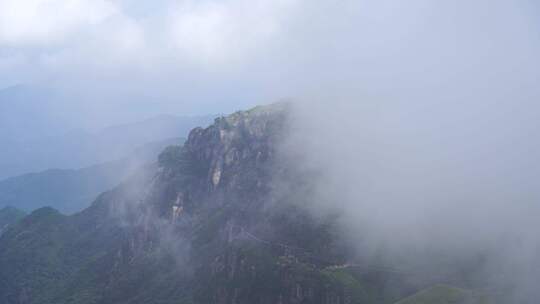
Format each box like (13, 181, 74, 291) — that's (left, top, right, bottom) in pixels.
(1, 0, 538, 123)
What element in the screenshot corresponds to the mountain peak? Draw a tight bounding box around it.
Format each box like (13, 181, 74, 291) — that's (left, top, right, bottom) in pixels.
(0, 102, 492, 304)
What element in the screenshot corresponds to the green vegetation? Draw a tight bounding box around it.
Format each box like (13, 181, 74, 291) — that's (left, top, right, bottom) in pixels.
(0, 206, 26, 227)
(0, 206, 26, 236)
(0, 106, 505, 304)
(395, 284, 490, 304)
(322, 268, 370, 303)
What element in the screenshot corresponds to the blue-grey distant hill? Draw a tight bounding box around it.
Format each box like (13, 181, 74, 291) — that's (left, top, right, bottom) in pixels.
(0, 137, 184, 214)
(0, 85, 215, 179)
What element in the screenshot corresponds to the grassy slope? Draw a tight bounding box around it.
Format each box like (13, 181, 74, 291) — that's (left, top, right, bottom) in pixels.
(395, 284, 490, 304)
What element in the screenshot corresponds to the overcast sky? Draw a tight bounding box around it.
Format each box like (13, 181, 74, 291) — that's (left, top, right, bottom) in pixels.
(0, 0, 539, 124)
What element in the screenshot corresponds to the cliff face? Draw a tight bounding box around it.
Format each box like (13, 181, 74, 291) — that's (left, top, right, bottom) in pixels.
(177, 105, 352, 304)
(0, 104, 359, 304)
(158, 104, 286, 217)
(141, 104, 352, 304)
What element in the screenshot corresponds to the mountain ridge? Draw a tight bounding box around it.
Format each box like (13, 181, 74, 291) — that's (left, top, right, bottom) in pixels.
(0, 137, 185, 214)
(0, 104, 496, 304)
(0, 84, 215, 179)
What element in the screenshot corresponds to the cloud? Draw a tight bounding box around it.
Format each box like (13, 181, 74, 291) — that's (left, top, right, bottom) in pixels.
(167, 0, 298, 65)
(0, 0, 538, 122)
(272, 1, 540, 300)
(0, 0, 304, 106)
(0, 0, 300, 68)
(0, 0, 117, 46)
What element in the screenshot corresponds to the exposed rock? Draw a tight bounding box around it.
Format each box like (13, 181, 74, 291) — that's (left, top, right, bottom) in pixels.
(0, 103, 421, 304)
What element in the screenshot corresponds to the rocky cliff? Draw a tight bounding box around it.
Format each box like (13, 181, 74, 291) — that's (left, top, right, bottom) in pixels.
(0, 104, 355, 304)
(0, 104, 489, 304)
(121, 103, 354, 304)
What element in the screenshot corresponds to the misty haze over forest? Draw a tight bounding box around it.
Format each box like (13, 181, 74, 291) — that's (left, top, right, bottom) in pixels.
(0, 1, 539, 304)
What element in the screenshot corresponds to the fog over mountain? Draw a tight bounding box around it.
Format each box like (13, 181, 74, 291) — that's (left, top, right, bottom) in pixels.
(281, 97, 540, 302)
(0, 1, 539, 303)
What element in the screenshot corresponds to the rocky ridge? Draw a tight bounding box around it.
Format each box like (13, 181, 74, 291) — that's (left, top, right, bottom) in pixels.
(0, 104, 488, 304)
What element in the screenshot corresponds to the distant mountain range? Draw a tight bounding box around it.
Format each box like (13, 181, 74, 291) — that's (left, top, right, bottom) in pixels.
(0, 137, 184, 214)
(0, 85, 216, 179)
